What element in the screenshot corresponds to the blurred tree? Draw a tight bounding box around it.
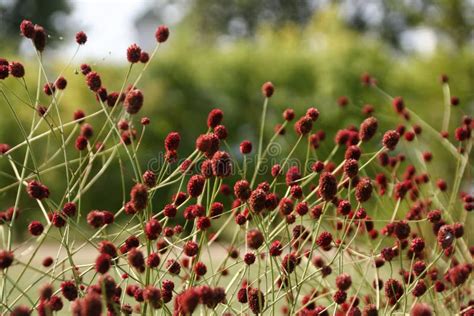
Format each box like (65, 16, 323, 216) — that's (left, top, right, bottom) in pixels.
(0, 0, 70, 47)
(139, 0, 473, 49)
(344, 0, 474, 49)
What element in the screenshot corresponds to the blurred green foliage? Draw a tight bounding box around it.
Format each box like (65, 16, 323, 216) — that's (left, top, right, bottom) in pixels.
(0, 8, 473, 238)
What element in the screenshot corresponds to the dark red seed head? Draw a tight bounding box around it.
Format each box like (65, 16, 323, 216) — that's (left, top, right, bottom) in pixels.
(28, 221, 44, 236)
(318, 172, 337, 201)
(437, 225, 455, 249)
(187, 175, 205, 197)
(355, 177, 373, 203)
(124, 89, 144, 114)
(155, 25, 169, 43)
(55, 76, 67, 90)
(130, 183, 148, 211)
(211, 151, 232, 177)
(392, 97, 404, 113)
(316, 231, 333, 248)
(248, 288, 265, 314)
(295, 116, 313, 135)
(0, 250, 14, 269)
(128, 248, 145, 271)
(383, 130, 400, 151)
(20, 20, 35, 38)
(283, 108, 295, 121)
(240, 140, 252, 154)
(207, 109, 224, 128)
(127, 43, 142, 63)
(85, 71, 101, 91)
(359, 117, 378, 142)
(145, 218, 162, 240)
(33, 25, 46, 51)
(75, 31, 87, 45)
(9, 62, 25, 78)
(60, 281, 78, 301)
(246, 229, 264, 249)
(261, 81, 274, 98)
(142, 170, 157, 188)
(95, 253, 111, 274)
(306, 107, 320, 121)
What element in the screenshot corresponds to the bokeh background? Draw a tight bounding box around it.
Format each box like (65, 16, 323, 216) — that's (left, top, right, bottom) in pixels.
(0, 0, 473, 237)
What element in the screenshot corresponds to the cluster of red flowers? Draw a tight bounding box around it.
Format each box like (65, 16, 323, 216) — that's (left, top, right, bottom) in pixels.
(0, 19, 473, 316)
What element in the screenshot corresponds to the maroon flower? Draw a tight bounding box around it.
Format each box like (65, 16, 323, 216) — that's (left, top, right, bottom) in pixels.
(27, 180, 50, 200)
(187, 175, 205, 197)
(145, 218, 162, 240)
(28, 221, 44, 236)
(127, 43, 142, 63)
(246, 229, 264, 249)
(248, 288, 265, 314)
(261, 82, 274, 98)
(240, 140, 252, 154)
(355, 177, 373, 203)
(318, 172, 337, 201)
(95, 253, 111, 274)
(165, 132, 181, 151)
(75, 31, 87, 45)
(20, 20, 35, 38)
(124, 89, 144, 114)
(155, 25, 170, 43)
(211, 151, 232, 177)
(382, 130, 400, 151)
(0, 250, 14, 269)
(131, 183, 148, 211)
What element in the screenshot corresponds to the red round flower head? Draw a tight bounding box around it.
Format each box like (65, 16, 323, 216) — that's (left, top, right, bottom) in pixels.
(207, 109, 224, 128)
(195, 133, 220, 157)
(95, 253, 111, 274)
(60, 281, 78, 301)
(28, 221, 44, 236)
(294, 116, 313, 135)
(85, 71, 101, 91)
(246, 229, 264, 249)
(75, 31, 87, 45)
(140, 51, 150, 63)
(306, 107, 319, 121)
(248, 288, 265, 314)
(127, 43, 141, 63)
(411, 303, 433, 316)
(359, 117, 378, 142)
(344, 158, 359, 178)
(214, 125, 227, 139)
(355, 177, 373, 203)
(145, 218, 162, 240)
(80, 63, 91, 75)
(316, 231, 333, 248)
(336, 273, 352, 291)
(9, 62, 25, 78)
(130, 183, 148, 211)
(27, 180, 50, 200)
(392, 97, 405, 113)
(43, 82, 55, 96)
(283, 108, 295, 121)
(196, 216, 211, 230)
(155, 25, 169, 43)
(33, 25, 46, 52)
(333, 290, 347, 304)
(249, 189, 267, 213)
(142, 170, 157, 187)
(337, 96, 349, 107)
(0, 250, 14, 269)
(211, 151, 232, 177)
(451, 96, 459, 106)
(187, 175, 205, 197)
(54, 76, 67, 90)
(128, 248, 145, 271)
(165, 132, 181, 151)
(20, 20, 35, 38)
(140, 116, 150, 126)
(318, 172, 337, 201)
(261, 81, 274, 98)
(73, 109, 85, 123)
(384, 278, 403, 305)
(124, 89, 144, 114)
(240, 140, 252, 154)
(143, 286, 162, 309)
(234, 179, 251, 201)
(437, 225, 455, 249)
(86, 210, 104, 228)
